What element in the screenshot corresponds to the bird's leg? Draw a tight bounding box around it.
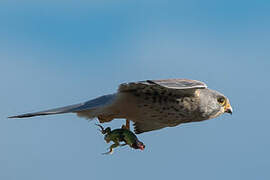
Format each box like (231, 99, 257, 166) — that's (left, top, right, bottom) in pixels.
(122, 119, 130, 130)
(102, 142, 120, 155)
(126, 119, 130, 130)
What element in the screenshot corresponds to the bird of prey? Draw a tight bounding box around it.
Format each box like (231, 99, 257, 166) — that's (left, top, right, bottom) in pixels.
(9, 79, 233, 134)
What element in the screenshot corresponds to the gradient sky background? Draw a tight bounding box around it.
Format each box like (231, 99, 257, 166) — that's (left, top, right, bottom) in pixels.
(1, 1, 270, 180)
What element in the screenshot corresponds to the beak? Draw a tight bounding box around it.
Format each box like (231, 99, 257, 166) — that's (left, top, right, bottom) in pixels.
(224, 102, 233, 115)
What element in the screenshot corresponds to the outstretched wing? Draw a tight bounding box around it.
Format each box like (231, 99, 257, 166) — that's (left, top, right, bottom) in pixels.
(8, 94, 116, 118)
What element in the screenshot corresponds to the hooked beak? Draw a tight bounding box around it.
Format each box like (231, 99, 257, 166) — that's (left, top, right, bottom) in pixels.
(224, 103, 233, 115)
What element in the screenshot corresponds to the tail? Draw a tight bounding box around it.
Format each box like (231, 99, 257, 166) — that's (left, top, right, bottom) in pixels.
(8, 94, 117, 119)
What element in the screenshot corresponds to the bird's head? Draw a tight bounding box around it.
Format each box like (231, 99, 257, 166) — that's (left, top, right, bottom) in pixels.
(198, 88, 233, 119)
(132, 140, 145, 150)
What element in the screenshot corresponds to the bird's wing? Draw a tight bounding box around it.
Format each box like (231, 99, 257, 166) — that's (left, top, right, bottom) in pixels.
(147, 79, 207, 89)
(133, 122, 166, 134)
(8, 94, 116, 118)
(119, 79, 207, 95)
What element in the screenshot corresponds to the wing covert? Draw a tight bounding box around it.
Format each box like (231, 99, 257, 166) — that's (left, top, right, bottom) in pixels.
(118, 79, 207, 97)
(148, 79, 207, 89)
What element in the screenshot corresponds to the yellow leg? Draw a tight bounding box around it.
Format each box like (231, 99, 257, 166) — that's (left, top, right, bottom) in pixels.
(126, 119, 130, 130)
(122, 119, 130, 130)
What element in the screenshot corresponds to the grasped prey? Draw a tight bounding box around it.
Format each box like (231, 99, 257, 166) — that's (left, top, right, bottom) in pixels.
(96, 124, 145, 154)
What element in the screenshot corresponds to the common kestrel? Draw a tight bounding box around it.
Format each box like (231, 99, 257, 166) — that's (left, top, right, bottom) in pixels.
(9, 79, 233, 133)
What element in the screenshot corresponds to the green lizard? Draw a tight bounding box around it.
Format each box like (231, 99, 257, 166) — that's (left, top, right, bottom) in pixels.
(96, 124, 145, 154)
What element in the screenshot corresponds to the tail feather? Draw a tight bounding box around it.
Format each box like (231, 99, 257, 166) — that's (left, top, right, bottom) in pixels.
(8, 94, 117, 119)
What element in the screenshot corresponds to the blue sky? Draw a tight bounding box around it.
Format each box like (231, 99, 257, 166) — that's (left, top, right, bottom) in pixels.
(1, 1, 270, 180)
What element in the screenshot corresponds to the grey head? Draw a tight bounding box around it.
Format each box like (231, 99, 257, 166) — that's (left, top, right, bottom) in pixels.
(197, 88, 233, 120)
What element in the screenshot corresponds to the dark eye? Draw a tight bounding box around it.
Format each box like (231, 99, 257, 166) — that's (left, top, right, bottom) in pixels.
(217, 97, 226, 106)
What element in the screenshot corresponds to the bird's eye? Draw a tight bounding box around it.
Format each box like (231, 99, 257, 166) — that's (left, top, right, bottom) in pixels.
(217, 97, 226, 106)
